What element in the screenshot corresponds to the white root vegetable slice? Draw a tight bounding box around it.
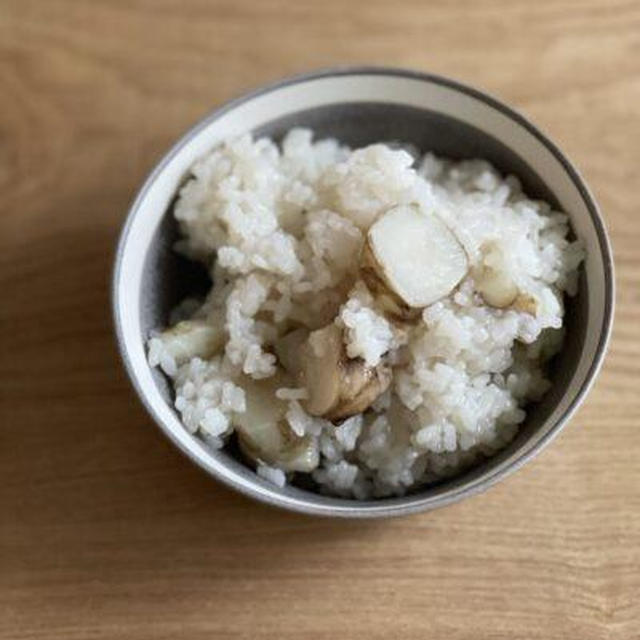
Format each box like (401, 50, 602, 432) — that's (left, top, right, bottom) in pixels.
(234, 377, 319, 472)
(298, 324, 392, 420)
(474, 265, 519, 308)
(327, 359, 392, 421)
(361, 243, 418, 322)
(364, 205, 468, 309)
(473, 242, 539, 315)
(158, 319, 224, 365)
(513, 293, 538, 315)
(299, 325, 343, 416)
(473, 241, 518, 308)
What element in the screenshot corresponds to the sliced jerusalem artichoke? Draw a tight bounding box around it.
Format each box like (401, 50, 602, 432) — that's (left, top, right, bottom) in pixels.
(474, 242, 538, 315)
(274, 327, 309, 375)
(157, 319, 224, 365)
(513, 292, 538, 315)
(234, 376, 318, 472)
(360, 243, 418, 322)
(473, 241, 518, 308)
(474, 264, 519, 308)
(361, 205, 469, 314)
(299, 324, 343, 416)
(298, 324, 392, 421)
(328, 358, 392, 420)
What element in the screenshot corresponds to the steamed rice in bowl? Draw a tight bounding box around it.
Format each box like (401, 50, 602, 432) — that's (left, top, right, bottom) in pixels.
(147, 128, 584, 499)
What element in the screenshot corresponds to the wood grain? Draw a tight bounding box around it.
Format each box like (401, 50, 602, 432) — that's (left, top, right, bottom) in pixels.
(1, 1, 639, 638)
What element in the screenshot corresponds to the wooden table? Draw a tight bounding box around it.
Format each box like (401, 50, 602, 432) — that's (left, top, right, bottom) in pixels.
(2, 1, 639, 638)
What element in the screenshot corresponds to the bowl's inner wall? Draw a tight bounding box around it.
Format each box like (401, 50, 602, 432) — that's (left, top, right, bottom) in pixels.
(141, 102, 587, 497)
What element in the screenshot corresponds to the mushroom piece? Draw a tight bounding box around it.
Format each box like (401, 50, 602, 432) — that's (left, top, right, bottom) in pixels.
(234, 376, 319, 473)
(298, 324, 392, 421)
(361, 205, 469, 316)
(157, 319, 224, 365)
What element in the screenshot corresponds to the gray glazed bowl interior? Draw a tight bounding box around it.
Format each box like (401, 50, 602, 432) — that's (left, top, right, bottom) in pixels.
(114, 68, 613, 517)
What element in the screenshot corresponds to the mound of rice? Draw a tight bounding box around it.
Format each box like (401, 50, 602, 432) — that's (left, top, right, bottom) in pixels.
(147, 128, 584, 499)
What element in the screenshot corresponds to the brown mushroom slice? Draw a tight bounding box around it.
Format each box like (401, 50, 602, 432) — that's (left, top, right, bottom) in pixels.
(364, 205, 469, 310)
(158, 319, 224, 365)
(298, 324, 392, 420)
(234, 377, 319, 472)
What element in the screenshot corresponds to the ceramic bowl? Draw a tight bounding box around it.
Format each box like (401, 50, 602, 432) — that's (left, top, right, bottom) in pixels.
(113, 67, 614, 517)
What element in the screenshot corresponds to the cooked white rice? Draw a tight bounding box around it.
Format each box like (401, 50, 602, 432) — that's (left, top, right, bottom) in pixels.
(147, 128, 584, 499)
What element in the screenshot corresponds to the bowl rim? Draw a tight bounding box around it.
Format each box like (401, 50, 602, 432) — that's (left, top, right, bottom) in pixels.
(112, 65, 615, 518)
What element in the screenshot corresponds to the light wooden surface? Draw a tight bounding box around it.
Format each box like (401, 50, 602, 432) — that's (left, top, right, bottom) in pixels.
(1, 1, 639, 638)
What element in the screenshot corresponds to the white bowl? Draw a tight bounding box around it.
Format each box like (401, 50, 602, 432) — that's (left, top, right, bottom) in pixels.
(113, 67, 614, 517)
